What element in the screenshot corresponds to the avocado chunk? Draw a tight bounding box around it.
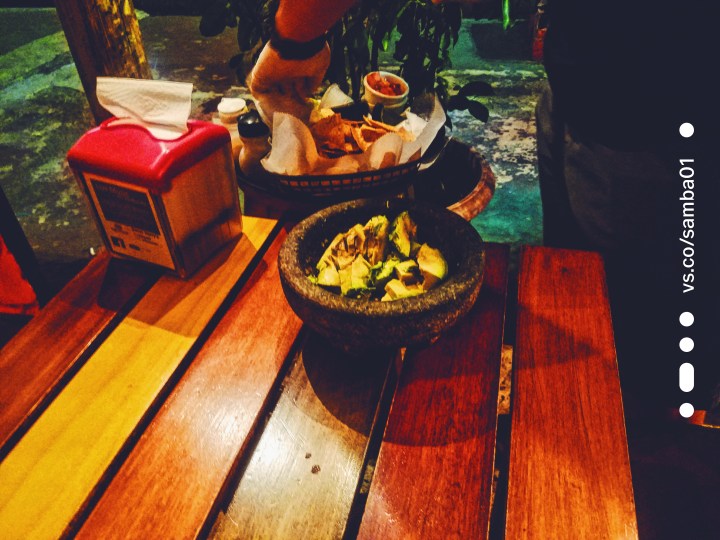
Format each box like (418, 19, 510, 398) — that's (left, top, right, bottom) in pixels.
(394, 259, 422, 286)
(344, 223, 367, 256)
(339, 254, 373, 296)
(381, 279, 424, 302)
(371, 254, 401, 288)
(316, 232, 344, 271)
(334, 223, 366, 269)
(363, 215, 390, 265)
(312, 212, 448, 301)
(319, 223, 367, 272)
(416, 243, 448, 290)
(389, 211, 417, 257)
(316, 263, 340, 288)
(410, 240, 422, 258)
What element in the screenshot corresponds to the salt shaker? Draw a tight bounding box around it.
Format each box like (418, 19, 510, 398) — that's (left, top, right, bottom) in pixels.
(216, 97, 247, 161)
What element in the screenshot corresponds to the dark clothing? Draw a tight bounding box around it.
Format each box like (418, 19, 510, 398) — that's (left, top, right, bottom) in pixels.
(543, 0, 713, 150)
(537, 84, 675, 253)
(537, 1, 720, 412)
(536, 83, 678, 406)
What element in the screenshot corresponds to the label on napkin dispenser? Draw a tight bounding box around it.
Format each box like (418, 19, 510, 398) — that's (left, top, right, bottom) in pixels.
(85, 175, 176, 268)
(67, 119, 243, 277)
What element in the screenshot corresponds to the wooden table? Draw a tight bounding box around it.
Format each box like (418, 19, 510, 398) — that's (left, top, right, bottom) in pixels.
(0, 211, 638, 539)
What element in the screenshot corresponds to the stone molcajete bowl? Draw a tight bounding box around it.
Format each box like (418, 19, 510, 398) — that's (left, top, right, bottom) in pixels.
(278, 198, 485, 350)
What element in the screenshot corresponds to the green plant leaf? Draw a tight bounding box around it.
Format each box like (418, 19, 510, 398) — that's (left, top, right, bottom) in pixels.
(467, 100, 490, 122)
(212, 0, 467, 105)
(446, 4, 462, 44)
(199, 1, 231, 37)
(502, 0, 511, 30)
(434, 76, 450, 105)
(228, 53, 245, 69)
(327, 25, 351, 95)
(459, 80, 495, 97)
(348, 19, 370, 68)
(236, 14, 262, 51)
(447, 94, 469, 111)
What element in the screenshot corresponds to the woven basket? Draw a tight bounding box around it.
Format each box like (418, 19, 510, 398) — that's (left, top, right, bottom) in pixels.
(240, 125, 449, 201)
(268, 157, 421, 196)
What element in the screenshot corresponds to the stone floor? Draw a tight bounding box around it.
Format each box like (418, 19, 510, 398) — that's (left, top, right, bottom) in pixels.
(2, 8, 719, 540)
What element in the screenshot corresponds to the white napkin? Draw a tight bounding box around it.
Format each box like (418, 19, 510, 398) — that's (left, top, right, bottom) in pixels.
(262, 113, 319, 175)
(96, 77, 193, 140)
(319, 84, 354, 109)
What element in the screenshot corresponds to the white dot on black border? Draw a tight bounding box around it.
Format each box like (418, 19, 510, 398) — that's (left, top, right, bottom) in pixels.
(679, 312, 694, 327)
(679, 123, 694, 138)
(679, 403, 695, 418)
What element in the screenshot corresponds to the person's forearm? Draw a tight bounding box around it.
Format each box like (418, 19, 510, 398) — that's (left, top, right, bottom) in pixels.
(275, 0, 358, 42)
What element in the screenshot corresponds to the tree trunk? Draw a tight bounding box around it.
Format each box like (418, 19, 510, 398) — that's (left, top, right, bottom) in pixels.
(54, 0, 152, 124)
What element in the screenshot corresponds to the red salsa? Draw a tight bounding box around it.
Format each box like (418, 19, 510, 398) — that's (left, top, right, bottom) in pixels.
(367, 72, 406, 97)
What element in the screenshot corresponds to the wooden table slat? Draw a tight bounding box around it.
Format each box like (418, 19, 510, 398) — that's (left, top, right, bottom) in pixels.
(78, 226, 303, 539)
(358, 243, 509, 540)
(506, 246, 638, 539)
(210, 333, 399, 540)
(0, 251, 159, 455)
(0, 216, 278, 540)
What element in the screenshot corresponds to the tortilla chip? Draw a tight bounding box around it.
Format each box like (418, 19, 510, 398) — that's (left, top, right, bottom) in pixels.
(312, 112, 412, 158)
(349, 126, 376, 151)
(363, 116, 400, 133)
(362, 116, 416, 142)
(311, 114, 345, 147)
(350, 126, 368, 151)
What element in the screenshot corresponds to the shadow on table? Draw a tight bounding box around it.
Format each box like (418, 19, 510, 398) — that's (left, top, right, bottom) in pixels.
(301, 331, 394, 437)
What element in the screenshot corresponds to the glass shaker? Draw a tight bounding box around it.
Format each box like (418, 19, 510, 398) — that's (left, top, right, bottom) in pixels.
(237, 109, 271, 179)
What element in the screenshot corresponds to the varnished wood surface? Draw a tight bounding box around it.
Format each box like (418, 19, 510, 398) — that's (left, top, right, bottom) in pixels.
(0, 235, 638, 539)
(506, 247, 638, 539)
(358, 243, 508, 540)
(0, 216, 278, 539)
(0, 251, 158, 456)
(78, 227, 303, 539)
(210, 333, 398, 540)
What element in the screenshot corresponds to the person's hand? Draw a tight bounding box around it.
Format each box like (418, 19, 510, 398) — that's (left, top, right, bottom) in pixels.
(249, 40, 330, 97)
(247, 39, 330, 124)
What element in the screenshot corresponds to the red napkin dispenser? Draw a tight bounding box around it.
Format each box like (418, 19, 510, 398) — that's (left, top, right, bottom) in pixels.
(67, 119, 243, 277)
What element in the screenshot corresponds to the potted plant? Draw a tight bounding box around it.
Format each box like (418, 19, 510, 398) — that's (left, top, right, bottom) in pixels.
(199, 0, 492, 121)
